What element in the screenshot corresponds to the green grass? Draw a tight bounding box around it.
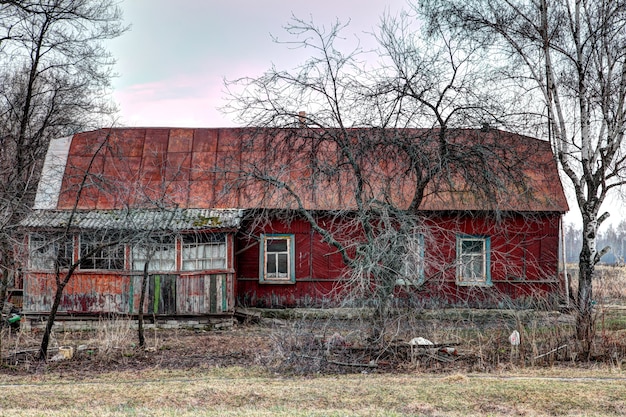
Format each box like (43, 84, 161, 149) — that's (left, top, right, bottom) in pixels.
(1, 368, 625, 416)
(597, 308, 626, 331)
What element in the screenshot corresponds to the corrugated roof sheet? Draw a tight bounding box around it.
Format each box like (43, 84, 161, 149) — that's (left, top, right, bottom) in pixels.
(20, 208, 243, 231)
(34, 127, 568, 215)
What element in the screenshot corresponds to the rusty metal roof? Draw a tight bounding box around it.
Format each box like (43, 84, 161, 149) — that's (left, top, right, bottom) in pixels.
(32, 127, 569, 215)
(20, 208, 243, 231)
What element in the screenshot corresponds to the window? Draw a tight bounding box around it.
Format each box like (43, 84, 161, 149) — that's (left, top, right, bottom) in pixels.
(260, 234, 295, 283)
(29, 233, 73, 270)
(80, 233, 125, 270)
(456, 235, 491, 286)
(182, 233, 226, 271)
(132, 235, 176, 272)
(396, 234, 425, 286)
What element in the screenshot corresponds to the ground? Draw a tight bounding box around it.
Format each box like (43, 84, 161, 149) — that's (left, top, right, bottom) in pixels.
(2, 305, 625, 376)
(1, 317, 626, 417)
(1, 321, 273, 375)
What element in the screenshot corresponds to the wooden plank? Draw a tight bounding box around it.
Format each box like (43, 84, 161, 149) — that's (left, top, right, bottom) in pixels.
(209, 275, 217, 314)
(153, 275, 160, 314)
(221, 274, 227, 312)
(162, 275, 176, 315)
(128, 274, 134, 314)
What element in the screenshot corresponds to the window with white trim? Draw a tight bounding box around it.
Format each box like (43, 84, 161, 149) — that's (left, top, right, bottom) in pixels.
(181, 233, 226, 271)
(29, 233, 73, 270)
(260, 234, 295, 283)
(396, 233, 425, 286)
(79, 233, 125, 270)
(456, 235, 491, 286)
(132, 235, 176, 272)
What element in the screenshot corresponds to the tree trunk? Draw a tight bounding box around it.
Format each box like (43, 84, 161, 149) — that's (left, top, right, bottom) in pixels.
(0, 269, 8, 315)
(39, 280, 67, 361)
(137, 262, 149, 348)
(0, 244, 13, 314)
(576, 218, 597, 358)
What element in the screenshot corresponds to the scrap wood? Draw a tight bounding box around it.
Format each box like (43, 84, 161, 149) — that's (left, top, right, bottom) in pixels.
(298, 354, 378, 368)
(8, 347, 57, 356)
(534, 344, 568, 360)
(412, 349, 458, 363)
(410, 342, 461, 349)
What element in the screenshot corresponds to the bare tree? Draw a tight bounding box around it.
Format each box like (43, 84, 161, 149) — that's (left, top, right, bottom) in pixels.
(226, 16, 541, 344)
(0, 0, 126, 311)
(419, 0, 626, 356)
(32, 131, 127, 359)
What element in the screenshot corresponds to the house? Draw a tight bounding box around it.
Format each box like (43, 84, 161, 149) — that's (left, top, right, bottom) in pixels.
(17, 127, 569, 316)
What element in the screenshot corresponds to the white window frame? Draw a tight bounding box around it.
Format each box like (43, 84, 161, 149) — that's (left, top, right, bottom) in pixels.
(456, 235, 491, 286)
(132, 235, 176, 272)
(259, 234, 295, 284)
(79, 233, 125, 270)
(396, 233, 425, 286)
(181, 233, 227, 271)
(29, 233, 73, 270)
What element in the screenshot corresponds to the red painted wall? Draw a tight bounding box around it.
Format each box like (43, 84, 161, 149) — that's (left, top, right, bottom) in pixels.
(235, 212, 563, 308)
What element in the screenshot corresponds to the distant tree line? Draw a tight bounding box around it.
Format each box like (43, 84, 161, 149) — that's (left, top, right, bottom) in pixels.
(565, 221, 626, 265)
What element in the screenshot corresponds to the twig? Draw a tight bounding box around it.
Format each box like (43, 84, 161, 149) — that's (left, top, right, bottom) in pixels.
(298, 354, 378, 368)
(534, 345, 567, 360)
(423, 351, 456, 363)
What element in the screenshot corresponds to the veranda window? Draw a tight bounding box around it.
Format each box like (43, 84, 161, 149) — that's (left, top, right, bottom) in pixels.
(29, 233, 73, 270)
(132, 235, 176, 272)
(79, 233, 125, 270)
(181, 233, 226, 271)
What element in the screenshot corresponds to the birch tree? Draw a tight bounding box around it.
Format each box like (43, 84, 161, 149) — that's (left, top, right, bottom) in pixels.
(419, 0, 626, 355)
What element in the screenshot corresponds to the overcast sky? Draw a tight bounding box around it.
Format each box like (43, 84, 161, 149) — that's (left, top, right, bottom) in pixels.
(107, 0, 407, 128)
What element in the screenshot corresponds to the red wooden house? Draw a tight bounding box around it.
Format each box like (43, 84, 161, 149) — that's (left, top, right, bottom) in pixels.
(17, 127, 569, 316)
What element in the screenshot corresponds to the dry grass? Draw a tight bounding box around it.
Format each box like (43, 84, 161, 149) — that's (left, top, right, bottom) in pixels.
(569, 264, 626, 304)
(0, 367, 625, 416)
(88, 316, 135, 355)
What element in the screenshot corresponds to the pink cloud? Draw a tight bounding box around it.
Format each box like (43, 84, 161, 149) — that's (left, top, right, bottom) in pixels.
(113, 74, 235, 127)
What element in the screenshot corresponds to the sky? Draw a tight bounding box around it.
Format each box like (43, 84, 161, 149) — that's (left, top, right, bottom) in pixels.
(106, 0, 623, 230)
(107, 0, 407, 128)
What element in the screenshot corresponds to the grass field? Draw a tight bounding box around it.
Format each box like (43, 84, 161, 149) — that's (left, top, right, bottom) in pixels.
(1, 367, 625, 416)
(1, 265, 624, 416)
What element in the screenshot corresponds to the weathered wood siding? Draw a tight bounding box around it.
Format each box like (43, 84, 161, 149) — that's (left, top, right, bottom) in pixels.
(23, 272, 234, 315)
(177, 274, 228, 314)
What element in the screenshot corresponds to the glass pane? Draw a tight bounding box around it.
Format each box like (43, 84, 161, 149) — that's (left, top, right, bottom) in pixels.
(162, 260, 176, 271)
(267, 253, 277, 275)
(277, 253, 288, 275)
(462, 240, 483, 254)
(461, 255, 484, 281)
(471, 258, 483, 278)
(267, 239, 287, 253)
(110, 257, 125, 270)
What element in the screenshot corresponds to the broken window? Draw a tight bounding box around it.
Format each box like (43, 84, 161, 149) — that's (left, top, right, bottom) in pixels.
(79, 233, 125, 270)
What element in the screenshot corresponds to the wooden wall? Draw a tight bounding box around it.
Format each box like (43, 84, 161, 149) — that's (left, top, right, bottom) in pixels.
(235, 212, 563, 308)
(23, 272, 233, 315)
